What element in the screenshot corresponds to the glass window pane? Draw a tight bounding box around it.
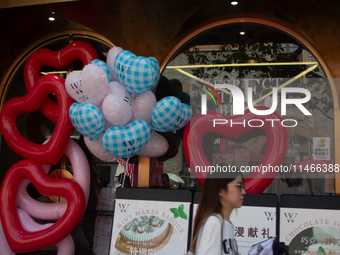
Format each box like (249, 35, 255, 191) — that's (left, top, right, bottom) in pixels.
(158, 23, 334, 197)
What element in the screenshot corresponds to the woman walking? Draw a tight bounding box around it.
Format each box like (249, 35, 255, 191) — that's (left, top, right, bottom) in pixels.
(191, 171, 246, 255)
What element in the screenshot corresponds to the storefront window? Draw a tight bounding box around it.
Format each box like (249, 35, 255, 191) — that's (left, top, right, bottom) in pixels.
(157, 22, 334, 196)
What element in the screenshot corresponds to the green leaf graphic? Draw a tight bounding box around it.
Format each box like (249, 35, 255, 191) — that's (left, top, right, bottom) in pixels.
(170, 208, 178, 214)
(179, 204, 184, 211)
(180, 211, 188, 219)
(318, 247, 326, 255)
(170, 204, 188, 220)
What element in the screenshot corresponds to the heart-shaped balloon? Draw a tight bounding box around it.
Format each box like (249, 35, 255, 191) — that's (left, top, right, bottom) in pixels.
(0, 160, 85, 252)
(24, 41, 98, 123)
(114, 50, 160, 95)
(84, 134, 118, 162)
(137, 132, 169, 157)
(102, 82, 132, 126)
(102, 120, 151, 158)
(16, 139, 90, 220)
(69, 102, 104, 140)
(183, 108, 288, 194)
(130, 91, 156, 124)
(66, 64, 109, 106)
(17, 208, 75, 255)
(90, 59, 112, 82)
(106, 46, 123, 81)
(151, 96, 191, 132)
(0, 75, 73, 165)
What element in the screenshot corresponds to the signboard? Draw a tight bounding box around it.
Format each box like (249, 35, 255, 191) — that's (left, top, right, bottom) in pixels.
(192, 193, 277, 255)
(313, 137, 331, 160)
(109, 188, 191, 255)
(279, 195, 340, 255)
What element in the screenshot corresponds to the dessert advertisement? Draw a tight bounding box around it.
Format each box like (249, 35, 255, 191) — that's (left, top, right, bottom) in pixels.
(280, 207, 340, 255)
(109, 198, 190, 255)
(230, 206, 276, 255)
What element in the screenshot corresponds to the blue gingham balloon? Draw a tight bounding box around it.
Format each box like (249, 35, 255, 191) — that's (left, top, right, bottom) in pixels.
(69, 102, 80, 127)
(69, 102, 104, 140)
(102, 120, 151, 158)
(174, 103, 191, 130)
(90, 59, 113, 82)
(151, 97, 191, 132)
(151, 97, 181, 132)
(114, 50, 160, 95)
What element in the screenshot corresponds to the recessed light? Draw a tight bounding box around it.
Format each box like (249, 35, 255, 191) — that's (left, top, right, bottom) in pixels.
(240, 31, 245, 35)
(49, 17, 55, 21)
(231, 1, 238, 5)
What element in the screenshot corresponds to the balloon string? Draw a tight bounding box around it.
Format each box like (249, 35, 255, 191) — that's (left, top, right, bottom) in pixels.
(121, 157, 130, 188)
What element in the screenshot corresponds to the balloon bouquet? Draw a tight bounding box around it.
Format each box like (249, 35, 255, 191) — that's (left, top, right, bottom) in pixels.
(0, 40, 191, 254)
(67, 46, 191, 162)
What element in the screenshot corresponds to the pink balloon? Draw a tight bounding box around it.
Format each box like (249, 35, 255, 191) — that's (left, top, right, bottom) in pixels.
(0, 220, 15, 255)
(137, 132, 169, 157)
(84, 134, 118, 162)
(17, 208, 74, 255)
(106, 46, 124, 81)
(107, 81, 126, 94)
(130, 91, 156, 125)
(102, 82, 133, 126)
(97, 104, 114, 131)
(65, 64, 109, 106)
(16, 139, 90, 220)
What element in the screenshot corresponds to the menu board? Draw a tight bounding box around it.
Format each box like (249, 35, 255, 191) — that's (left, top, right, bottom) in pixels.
(192, 193, 277, 255)
(109, 188, 192, 255)
(279, 195, 340, 255)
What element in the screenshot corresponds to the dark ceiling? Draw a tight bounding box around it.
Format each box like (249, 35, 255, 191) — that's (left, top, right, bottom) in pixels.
(0, 0, 340, 83)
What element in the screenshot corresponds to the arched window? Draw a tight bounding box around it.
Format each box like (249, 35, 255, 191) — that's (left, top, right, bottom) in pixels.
(157, 18, 337, 196)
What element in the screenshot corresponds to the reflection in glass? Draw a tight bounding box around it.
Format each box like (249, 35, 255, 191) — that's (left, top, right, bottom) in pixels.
(158, 23, 334, 196)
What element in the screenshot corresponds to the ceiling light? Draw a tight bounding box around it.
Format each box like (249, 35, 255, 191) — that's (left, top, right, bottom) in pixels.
(231, 1, 238, 5)
(240, 31, 245, 35)
(49, 17, 55, 21)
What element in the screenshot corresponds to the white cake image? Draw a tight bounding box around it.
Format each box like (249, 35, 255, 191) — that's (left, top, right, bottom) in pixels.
(302, 227, 340, 255)
(117, 215, 172, 249)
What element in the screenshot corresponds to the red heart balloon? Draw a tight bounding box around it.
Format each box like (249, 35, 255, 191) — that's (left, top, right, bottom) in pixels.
(183, 107, 288, 194)
(0, 75, 73, 164)
(0, 160, 85, 253)
(24, 40, 98, 123)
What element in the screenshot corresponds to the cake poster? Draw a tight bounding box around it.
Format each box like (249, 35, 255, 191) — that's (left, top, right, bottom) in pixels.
(109, 199, 190, 255)
(280, 207, 340, 255)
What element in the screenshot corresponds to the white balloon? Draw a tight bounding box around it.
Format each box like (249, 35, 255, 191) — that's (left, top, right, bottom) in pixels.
(106, 46, 124, 82)
(65, 71, 81, 102)
(130, 91, 156, 125)
(137, 132, 169, 157)
(65, 64, 109, 106)
(107, 81, 127, 95)
(102, 84, 133, 126)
